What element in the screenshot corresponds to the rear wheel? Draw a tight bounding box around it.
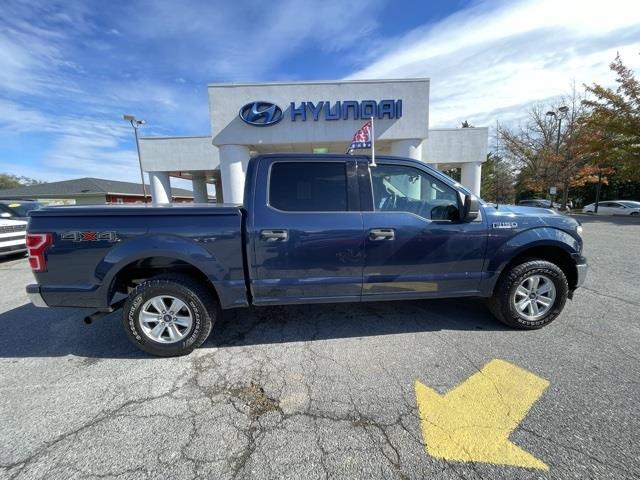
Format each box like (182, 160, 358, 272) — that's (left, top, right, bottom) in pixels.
(489, 259, 568, 329)
(122, 274, 218, 356)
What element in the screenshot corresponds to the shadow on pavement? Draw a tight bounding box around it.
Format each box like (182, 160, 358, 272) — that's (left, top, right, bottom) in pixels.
(0, 297, 508, 359)
(0, 252, 27, 265)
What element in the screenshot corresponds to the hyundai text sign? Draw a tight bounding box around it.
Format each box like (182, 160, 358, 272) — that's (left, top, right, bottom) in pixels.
(239, 99, 403, 126)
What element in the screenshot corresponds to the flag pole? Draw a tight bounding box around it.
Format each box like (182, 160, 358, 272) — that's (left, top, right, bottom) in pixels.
(370, 116, 376, 167)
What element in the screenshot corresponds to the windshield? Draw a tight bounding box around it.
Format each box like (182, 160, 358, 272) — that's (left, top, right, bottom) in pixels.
(2, 202, 42, 217)
(620, 201, 640, 208)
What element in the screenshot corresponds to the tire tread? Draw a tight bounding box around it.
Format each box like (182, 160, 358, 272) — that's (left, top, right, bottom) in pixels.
(122, 273, 218, 356)
(489, 259, 568, 329)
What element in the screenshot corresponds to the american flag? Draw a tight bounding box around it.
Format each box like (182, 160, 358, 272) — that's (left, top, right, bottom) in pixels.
(347, 119, 372, 153)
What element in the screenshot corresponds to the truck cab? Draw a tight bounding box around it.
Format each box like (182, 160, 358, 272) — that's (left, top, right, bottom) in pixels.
(245, 155, 487, 304)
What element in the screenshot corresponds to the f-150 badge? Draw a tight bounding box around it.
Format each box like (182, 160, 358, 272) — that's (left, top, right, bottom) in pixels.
(491, 222, 518, 229)
(61, 231, 119, 242)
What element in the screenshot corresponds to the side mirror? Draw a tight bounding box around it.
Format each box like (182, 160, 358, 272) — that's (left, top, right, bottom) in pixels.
(0, 212, 12, 218)
(463, 195, 480, 221)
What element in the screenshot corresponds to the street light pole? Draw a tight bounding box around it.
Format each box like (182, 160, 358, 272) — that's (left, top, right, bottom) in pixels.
(546, 106, 569, 209)
(123, 114, 148, 204)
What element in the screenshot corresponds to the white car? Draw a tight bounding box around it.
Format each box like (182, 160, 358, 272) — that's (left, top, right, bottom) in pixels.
(582, 200, 640, 216)
(0, 217, 27, 257)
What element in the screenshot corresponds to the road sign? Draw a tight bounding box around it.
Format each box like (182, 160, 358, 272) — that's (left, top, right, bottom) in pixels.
(415, 359, 550, 470)
(549, 186, 557, 195)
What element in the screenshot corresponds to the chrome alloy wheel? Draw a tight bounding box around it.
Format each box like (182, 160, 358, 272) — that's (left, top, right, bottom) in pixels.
(139, 295, 193, 344)
(512, 274, 557, 321)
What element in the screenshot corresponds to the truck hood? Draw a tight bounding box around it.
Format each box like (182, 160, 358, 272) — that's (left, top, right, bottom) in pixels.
(483, 204, 580, 236)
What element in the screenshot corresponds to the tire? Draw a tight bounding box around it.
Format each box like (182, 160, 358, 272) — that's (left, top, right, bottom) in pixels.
(631, 212, 639, 216)
(122, 273, 218, 357)
(488, 259, 568, 329)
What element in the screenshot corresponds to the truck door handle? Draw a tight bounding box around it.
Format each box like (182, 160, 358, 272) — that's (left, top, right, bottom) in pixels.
(260, 229, 289, 242)
(369, 228, 395, 241)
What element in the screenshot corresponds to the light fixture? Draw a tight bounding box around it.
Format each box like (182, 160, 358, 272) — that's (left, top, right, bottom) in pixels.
(123, 114, 148, 203)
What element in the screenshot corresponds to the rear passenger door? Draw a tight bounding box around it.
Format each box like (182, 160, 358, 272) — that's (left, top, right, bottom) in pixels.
(249, 158, 365, 305)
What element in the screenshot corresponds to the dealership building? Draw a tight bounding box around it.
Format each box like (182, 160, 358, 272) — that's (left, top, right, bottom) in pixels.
(138, 78, 488, 204)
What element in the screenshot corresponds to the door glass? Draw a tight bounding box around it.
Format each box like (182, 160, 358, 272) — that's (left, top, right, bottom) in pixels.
(371, 164, 460, 221)
(269, 162, 348, 212)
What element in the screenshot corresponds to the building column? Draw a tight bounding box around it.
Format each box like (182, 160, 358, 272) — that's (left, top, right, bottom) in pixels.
(390, 139, 423, 160)
(219, 144, 250, 204)
(461, 162, 482, 196)
(213, 175, 224, 203)
(149, 171, 171, 204)
(192, 173, 208, 203)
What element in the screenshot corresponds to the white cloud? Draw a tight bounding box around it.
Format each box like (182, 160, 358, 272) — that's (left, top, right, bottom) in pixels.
(347, 0, 640, 129)
(0, 0, 385, 184)
(117, 0, 384, 80)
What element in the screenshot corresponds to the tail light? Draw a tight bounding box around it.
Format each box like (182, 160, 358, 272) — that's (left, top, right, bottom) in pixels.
(26, 233, 53, 272)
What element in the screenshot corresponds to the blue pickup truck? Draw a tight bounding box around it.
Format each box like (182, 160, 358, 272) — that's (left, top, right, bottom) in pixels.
(26, 154, 587, 356)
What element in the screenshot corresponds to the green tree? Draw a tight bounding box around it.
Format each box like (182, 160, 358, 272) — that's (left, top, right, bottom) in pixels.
(481, 152, 516, 203)
(499, 88, 587, 209)
(582, 53, 640, 181)
(0, 173, 45, 190)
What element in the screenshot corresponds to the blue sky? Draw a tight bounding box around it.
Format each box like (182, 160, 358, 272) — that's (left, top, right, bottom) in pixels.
(1, 0, 639, 186)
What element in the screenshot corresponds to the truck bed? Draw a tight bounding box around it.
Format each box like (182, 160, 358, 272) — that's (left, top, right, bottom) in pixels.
(27, 203, 248, 310)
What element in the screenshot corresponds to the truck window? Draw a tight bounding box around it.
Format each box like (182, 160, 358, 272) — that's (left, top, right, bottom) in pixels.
(269, 162, 348, 212)
(371, 164, 460, 221)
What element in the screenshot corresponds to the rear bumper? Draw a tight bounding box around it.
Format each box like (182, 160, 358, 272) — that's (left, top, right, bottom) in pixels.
(26, 284, 48, 308)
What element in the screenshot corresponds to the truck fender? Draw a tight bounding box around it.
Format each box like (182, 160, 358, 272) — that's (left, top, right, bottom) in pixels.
(482, 227, 580, 295)
(95, 234, 223, 305)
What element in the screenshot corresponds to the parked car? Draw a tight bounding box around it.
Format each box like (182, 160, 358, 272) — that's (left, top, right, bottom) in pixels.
(518, 199, 560, 209)
(26, 154, 587, 356)
(0, 218, 27, 258)
(582, 200, 640, 216)
(0, 200, 43, 221)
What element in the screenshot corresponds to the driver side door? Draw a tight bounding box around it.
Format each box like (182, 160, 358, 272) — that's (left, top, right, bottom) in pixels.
(361, 161, 488, 299)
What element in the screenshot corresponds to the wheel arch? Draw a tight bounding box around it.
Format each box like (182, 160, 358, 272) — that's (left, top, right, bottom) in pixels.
(108, 255, 220, 305)
(487, 243, 578, 297)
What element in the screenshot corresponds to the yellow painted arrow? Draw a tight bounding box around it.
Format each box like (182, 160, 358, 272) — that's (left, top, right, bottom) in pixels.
(415, 359, 550, 470)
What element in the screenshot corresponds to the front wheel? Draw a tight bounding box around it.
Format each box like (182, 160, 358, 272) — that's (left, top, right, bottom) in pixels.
(489, 260, 568, 329)
(122, 274, 218, 356)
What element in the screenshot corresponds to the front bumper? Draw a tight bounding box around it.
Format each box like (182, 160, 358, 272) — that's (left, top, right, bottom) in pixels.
(576, 262, 588, 288)
(571, 254, 588, 289)
(26, 284, 48, 308)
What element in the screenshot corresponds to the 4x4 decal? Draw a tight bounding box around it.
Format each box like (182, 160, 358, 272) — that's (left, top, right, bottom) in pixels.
(60, 231, 119, 242)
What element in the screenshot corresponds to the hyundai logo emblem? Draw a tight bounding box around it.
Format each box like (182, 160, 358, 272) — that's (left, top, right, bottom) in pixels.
(239, 101, 283, 126)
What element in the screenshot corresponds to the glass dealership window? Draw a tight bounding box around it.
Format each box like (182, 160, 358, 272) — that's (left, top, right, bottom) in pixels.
(269, 162, 348, 212)
(371, 164, 460, 221)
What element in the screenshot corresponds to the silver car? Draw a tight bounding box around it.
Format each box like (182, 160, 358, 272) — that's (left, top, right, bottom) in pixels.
(582, 200, 640, 216)
(0, 218, 27, 257)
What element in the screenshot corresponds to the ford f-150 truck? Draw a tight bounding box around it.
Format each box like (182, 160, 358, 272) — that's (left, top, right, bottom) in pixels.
(26, 154, 587, 356)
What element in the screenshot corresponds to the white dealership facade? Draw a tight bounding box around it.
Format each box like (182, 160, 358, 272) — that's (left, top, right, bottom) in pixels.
(138, 78, 488, 203)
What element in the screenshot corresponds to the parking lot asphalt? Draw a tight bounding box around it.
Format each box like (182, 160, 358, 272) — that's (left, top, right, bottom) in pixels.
(0, 215, 638, 480)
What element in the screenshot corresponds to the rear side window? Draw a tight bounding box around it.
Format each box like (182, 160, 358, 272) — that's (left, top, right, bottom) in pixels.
(269, 162, 348, 212)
